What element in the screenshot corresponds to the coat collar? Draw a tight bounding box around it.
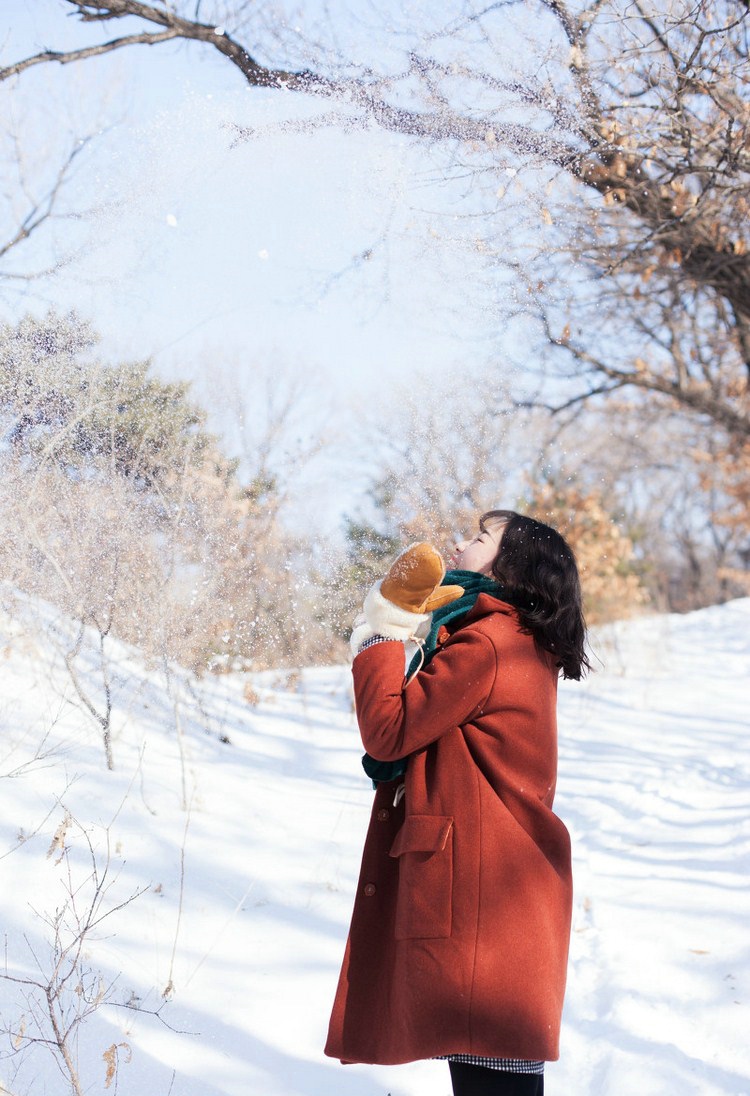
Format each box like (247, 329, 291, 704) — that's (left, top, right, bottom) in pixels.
(441, 592, 519, 637)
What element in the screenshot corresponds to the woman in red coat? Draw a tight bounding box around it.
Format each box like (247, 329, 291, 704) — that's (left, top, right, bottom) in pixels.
(325, 510, 590, 1096)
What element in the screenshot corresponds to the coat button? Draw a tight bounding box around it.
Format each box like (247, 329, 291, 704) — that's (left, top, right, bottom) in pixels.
(364, 883, 376, 897)
(377, 808, 390, 822)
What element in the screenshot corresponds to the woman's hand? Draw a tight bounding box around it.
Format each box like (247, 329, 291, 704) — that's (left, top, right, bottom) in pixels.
(380, 542, 464, 614)
(350, 543, 463, 656)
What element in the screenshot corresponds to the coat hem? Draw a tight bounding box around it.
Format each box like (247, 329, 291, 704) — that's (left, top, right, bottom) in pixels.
(323, 1044, 559, 1067)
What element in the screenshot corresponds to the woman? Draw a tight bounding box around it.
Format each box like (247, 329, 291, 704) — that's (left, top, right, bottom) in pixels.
(325, 510, 590, 1095)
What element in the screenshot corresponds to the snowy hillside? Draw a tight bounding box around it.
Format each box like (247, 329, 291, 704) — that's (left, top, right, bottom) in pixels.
(0, 597, 748, 1096)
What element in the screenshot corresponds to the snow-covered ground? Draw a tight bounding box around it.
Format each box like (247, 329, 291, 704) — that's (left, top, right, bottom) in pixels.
(0, 596, 748, 1096)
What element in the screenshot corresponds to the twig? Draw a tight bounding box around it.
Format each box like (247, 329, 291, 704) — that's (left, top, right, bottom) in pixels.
(163, 794, 192, 999)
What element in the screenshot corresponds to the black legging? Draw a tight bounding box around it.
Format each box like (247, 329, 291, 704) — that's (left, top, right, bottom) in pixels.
(448, 1061, 544, 1096)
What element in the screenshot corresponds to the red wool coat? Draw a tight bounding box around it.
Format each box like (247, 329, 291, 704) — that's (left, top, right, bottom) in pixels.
(325, 595, 573, 1066)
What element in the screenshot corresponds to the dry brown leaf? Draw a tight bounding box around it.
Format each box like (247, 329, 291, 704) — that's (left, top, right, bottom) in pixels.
(12, 1017, 26, 1050)
(103, 1042, 132, 1089)
(46, 811, 72, 863)
(103, 1044, 116, 1089)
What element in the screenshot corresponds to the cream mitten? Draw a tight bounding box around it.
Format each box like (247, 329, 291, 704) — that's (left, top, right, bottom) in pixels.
(349, 613, 378, 656)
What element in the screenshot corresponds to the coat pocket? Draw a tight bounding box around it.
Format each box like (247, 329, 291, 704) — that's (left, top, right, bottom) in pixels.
(389, 815, 454, 940)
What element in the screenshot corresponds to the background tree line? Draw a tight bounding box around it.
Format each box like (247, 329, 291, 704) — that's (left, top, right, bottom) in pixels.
(1, 310, 744, 692)
(0, 311, 342, 680)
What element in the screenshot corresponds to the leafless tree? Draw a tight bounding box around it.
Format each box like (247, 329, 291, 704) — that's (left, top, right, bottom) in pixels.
(0, 813, 147, 1096)
(0, 67, 115, 291)
(0, 135, 91, 285)
(2, 0, 747, 441)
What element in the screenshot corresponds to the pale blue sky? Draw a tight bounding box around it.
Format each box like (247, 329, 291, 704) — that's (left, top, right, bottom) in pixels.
(1, 0, 535, 533)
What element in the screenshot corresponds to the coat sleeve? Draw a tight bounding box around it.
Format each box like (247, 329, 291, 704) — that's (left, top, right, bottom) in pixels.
(352, 628, 497, 761)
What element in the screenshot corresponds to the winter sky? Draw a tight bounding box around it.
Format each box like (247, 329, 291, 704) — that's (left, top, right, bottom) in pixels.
(4, 1, 577, 542)
(2, 3, 518, 436)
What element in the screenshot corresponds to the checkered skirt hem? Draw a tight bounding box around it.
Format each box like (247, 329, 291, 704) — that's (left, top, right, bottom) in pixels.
(436, 1055, 545, 1074)
(357, 634, 396, 651)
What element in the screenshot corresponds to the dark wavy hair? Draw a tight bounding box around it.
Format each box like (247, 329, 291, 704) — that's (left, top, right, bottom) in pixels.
(481, 509, 591, 680)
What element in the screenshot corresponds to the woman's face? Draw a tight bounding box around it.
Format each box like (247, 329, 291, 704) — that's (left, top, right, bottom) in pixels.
(450, 520, 505, 575)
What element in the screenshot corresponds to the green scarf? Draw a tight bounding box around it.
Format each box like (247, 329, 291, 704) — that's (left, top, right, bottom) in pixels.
(361, 570, 527, 784)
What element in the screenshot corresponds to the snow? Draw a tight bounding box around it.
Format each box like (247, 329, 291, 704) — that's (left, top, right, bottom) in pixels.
(0, 596, 748, 1095)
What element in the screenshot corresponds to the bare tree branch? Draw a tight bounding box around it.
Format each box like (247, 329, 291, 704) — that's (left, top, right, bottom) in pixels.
(0, 29, 181, 81)
(549, 339, 750, 438)
(0, 137, 92, 267)
(3, 0, 582, 160)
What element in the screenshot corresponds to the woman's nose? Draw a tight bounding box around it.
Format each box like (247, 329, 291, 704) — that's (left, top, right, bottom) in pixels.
(454, 540, 468, 553)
